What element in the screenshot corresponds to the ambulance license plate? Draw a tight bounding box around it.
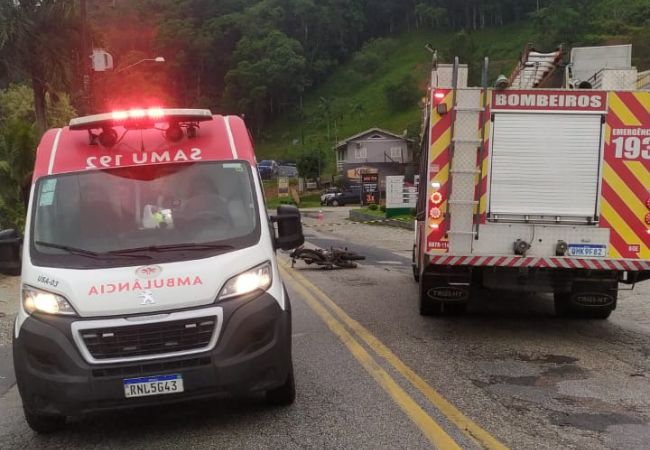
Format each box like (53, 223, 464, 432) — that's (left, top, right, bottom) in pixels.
(123, 374, 184, 398)
(568, 244, 607, 258)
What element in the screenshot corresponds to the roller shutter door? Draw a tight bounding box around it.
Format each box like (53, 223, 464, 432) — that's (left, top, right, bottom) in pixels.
(488, 113, 603, 218)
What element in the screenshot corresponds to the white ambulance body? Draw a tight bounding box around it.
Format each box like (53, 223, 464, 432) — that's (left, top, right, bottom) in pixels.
(0, 109, 304, 432)
(414, 62, 650, 318)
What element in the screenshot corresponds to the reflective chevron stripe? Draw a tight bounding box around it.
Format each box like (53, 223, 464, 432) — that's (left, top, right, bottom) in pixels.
(428, 255, 650, 271)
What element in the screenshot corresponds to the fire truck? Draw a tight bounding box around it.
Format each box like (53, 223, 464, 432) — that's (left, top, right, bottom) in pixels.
(414, 49, 650, 319)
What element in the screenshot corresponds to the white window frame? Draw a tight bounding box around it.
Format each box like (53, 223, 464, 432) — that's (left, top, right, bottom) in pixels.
(390, 147, 403, 159)
(355, 147, 367, 159)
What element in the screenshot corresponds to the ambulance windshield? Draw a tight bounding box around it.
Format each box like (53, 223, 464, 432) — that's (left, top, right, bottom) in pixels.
(30, 162, 260, 269)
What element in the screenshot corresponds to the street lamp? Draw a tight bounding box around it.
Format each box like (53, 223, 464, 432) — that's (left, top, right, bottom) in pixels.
(116, 57, 165, 73)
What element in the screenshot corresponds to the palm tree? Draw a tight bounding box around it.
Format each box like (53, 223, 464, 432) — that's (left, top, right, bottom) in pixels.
(0, 1, 80, 133)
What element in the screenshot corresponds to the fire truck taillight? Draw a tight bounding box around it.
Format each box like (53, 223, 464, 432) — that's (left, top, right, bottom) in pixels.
(434, 92, 445, 101)
(430, 207, 442, 220)
(645, 213, 650, 225)
(430, 192, 443, 205)
(429, 223, 440, 230)
(646, 198, 650, 209)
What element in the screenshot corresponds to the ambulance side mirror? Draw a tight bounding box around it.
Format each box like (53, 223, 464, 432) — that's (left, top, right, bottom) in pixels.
(272, 205, 304, 251)
(0, 229, 22, 276)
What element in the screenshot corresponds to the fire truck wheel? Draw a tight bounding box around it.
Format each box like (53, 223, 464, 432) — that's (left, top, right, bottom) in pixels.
(553, 293, 613, 320)
(23, 408, 66, 434)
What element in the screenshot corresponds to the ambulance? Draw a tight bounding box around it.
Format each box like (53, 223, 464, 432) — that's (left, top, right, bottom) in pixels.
(414, 59, 650, 319)
(0, 108, 304, 432)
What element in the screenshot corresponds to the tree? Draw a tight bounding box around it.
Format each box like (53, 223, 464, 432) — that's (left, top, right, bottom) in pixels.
(0, 0, 80, 133)
(0, 118, 36, 229)
(224, 29, 308, 133)
(385, 74, 420, 112)
(296, 152, 322, 181)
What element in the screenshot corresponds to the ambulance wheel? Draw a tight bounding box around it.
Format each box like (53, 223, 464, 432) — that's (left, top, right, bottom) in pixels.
(23, 408, 66, 434)
(266, 364, 296, 406)
(554, 293, 613, 320)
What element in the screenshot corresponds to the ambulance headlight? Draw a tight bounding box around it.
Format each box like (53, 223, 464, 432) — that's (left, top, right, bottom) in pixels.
(218, 262, 273, 301)
(22, 285, 77, 316)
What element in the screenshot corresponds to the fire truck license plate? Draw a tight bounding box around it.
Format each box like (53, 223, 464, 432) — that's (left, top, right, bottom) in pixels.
(123, 374, 184, 398)
(568, 244, 607, 258)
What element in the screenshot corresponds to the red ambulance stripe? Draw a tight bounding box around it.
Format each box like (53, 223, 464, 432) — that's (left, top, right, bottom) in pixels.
(602, 182, 648, 245)
(32, 129, 59, 181)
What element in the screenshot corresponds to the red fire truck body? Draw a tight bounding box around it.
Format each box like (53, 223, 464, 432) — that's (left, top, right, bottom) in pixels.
(414, 64, 650, 318)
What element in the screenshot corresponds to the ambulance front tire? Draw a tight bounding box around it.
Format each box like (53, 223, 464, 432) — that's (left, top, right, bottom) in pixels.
(23, 408, 66, 434)
(265, 363, 296, 406)
(553, 293, 613, 320)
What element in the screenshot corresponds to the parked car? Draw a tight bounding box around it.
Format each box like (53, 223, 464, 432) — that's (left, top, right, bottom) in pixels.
(327, 187, 362, 206)
(278, 164, 298, 178)
(320, 187, 341, 205)
(258, 160, 279, 179)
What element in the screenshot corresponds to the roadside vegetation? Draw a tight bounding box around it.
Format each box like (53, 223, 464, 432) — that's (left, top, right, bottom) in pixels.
(1, 0, 650, 228)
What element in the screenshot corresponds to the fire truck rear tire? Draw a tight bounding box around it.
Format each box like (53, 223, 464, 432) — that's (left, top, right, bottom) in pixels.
(553, 293, 613, 320)
(419, 282, 468, 316)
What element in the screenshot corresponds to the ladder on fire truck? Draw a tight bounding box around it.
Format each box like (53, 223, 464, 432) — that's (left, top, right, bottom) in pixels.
(444, 58, 490, 254)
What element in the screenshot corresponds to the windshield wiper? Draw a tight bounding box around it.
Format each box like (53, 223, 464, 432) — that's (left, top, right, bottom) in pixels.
(108, 243, 234, 254)
(35, 241, 151, 260)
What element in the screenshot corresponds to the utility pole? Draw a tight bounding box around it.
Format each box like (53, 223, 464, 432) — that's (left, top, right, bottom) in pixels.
(80, 0, 91, 113)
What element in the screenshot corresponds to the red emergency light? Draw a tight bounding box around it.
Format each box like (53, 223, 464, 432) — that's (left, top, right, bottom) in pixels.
(69, 108, 214, 148)
(430, 192, 443, 205)
(69, 108, 213, 131)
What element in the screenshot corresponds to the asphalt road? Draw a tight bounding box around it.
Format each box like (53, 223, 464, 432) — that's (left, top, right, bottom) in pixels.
(1, 208, 649, 448)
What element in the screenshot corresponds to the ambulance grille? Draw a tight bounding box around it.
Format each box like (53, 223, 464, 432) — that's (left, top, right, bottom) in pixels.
(80, 317, 216, 359)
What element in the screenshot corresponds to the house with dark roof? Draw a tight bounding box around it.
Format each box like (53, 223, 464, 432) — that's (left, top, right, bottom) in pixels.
(334, 128, 414, 187)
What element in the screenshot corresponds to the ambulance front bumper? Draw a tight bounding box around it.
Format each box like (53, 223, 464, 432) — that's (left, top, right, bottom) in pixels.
(13, 291, 292, 416)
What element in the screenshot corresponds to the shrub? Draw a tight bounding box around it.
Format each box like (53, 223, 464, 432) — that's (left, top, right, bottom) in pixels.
(380, 205, 386, 212)
(385, 74, 420, 112)
(368, 204, 379, 211)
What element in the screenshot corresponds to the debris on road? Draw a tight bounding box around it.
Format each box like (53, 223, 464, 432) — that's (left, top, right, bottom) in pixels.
(290, 246, 365, 269)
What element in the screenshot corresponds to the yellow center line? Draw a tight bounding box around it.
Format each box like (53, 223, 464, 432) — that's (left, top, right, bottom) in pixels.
(281, 261, 509, 450)
(281, 266, 462, 450)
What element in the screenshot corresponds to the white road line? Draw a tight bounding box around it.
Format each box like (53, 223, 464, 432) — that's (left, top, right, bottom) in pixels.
(376, 261, 404, 265)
